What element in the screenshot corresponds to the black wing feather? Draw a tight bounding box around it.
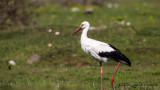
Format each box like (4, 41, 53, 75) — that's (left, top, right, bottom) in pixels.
(98, 44, 131, 66)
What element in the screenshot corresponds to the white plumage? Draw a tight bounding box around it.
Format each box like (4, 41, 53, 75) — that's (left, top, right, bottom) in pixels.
(72, 21, 131, 65)
(81, 37, 115, 62)
(72, 21, 131, 88)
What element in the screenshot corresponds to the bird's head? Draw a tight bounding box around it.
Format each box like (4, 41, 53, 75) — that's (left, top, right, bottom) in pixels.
(72, 21, 90, 36)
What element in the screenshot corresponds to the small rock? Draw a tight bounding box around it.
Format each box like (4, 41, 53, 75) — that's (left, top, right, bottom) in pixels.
(55, 32, 60, 35)
(89, 26, 107, 31)
(48, 29, 52, 32)
(27, 55, 41, 64)
(118, 20, 125, 25)
(143, 39, 146, 42)
(126, 22, 131, 26)
(85, 8, 93, 14)
(48, 43, 52, 47)
(107, 3, 113, 8)
(89, 27, 96, 30)
(97, 25, 107, 30)
(71, 7, 80, 12)
(9, 60, 16, 66)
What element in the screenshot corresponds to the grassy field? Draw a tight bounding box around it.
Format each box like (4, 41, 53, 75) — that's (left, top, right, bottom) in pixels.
(0, 0, 160, 89)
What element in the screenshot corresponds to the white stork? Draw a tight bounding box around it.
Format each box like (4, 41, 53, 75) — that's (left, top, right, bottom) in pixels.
(72, 21, 131, 89)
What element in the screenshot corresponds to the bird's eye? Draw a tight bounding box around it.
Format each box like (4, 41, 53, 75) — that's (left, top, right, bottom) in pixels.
(81, 24, 84, 26)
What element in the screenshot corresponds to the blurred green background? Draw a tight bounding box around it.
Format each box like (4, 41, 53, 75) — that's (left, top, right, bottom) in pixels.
(0, 0, 160, 89)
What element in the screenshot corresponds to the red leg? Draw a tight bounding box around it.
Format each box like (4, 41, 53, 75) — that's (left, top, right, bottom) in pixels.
(111, 62, 120, 87)
(100, 61, 103, 90)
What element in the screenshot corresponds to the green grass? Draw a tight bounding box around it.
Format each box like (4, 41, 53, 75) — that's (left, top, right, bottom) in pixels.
(0, 0, 160, 89)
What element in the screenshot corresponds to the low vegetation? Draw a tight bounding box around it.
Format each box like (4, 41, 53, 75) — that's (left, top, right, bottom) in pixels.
(0, 0, 160, 89)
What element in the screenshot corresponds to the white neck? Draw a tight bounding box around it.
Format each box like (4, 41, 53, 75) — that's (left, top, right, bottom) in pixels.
(81, 26, 89, 38)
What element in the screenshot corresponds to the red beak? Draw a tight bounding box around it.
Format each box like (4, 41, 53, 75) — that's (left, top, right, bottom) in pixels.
(72, 27, 82, 36)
